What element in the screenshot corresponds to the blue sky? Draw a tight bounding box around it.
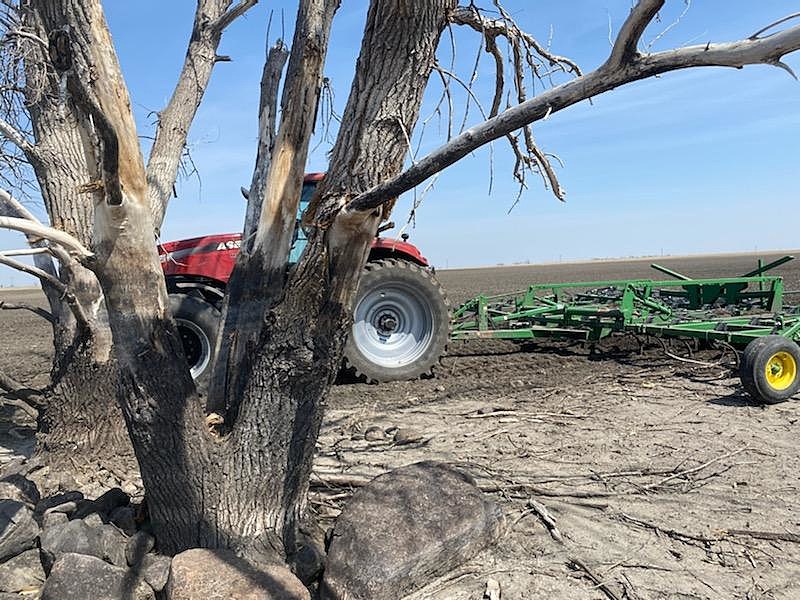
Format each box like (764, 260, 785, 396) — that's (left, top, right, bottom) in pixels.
(1, 0, 799, 285)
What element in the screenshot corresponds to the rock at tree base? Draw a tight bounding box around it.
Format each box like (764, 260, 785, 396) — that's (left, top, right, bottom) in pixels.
(321, 461, 505, 600)
(0, 500, 39, 563)
(39, 519, 127, 573)
(0, 548, 45, 592)
(41, 553, 154, 600)
(166, 548, 310, 600)
(126, 531, 156, 566)
(74, 487, 130, 520)
(138, 554, 171, 592)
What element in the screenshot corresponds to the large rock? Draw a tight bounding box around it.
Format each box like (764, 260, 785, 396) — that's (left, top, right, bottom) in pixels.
(0, 500, 39, 562)
(139, 554, 171, 592)
(39, 519, 128, 573)
(321, 461, 505, 600)
(166, 548, 310, 600)
(126, 531, 155, 566)
(0, 548, 45, 593)
(41, 553, 154, 600)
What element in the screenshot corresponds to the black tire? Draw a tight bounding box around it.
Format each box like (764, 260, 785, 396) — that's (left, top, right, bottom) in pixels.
(739, 335, 800, 404)
(169, 293, 220, 395)
(343, 259, 449, 383)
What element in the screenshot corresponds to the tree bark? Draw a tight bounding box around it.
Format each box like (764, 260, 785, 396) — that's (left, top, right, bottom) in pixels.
(20, 0, 133, 480)
(207, 0, 335, 420)
(14, 0, 256, 485)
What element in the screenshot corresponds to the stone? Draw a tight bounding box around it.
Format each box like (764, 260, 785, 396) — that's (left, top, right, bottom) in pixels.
(126, 531, 155, 566)
(41, 553, 154, 600)
(83, 512, 106, 527)
(0, 500, 39, 563)
(0, 474, 40, 506)
(39, 519, 128, 573)
(290, 532, 325, 585)
(392, 428, 423, 445)
(42, 510, 68, 531)
(43, 501, 78, 516)
(321, 461, 505, 600)
(139, 554, 171, 592)
(121, 480, 140, 497)
(166, 548, 310, 600)
(0, 548, 45, 593)
(97, 524, 128, 567)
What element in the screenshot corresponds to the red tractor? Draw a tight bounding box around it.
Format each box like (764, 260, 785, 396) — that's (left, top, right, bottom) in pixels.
(159, 174, 449, 387)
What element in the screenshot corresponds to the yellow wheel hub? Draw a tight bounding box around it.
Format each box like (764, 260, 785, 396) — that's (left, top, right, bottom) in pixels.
(765, 351, 797, 391)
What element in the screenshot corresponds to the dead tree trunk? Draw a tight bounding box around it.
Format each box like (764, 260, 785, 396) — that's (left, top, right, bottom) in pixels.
(7, 0, 255, 484)
(42, 0, 455, 559)
(17, 1, 131, 480)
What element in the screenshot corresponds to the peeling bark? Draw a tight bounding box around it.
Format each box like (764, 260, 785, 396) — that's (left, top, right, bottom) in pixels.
(208, 0, 337, 419)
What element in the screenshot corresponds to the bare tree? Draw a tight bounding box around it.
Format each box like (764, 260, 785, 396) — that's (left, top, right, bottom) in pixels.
(1, 0, 799, 574)
(0, 0, 256, 480)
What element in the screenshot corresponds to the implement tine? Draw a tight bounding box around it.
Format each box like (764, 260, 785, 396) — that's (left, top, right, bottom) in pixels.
(650, 263, 691, 280)
(741, 255, 795, 277)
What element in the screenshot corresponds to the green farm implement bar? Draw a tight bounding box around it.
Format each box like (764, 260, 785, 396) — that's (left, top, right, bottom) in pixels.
(451, 256, 800, 405)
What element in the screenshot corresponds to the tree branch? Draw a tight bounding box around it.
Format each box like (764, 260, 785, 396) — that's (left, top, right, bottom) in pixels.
(0, 252, 89, 329)
(147, 0, 259, 231)
(0, 369, 42, 413)
(211, 0, 259, 36)
(0, 116, 41, 165)
(606, 0, 665, 69)
(242, 40, 289, 245)
(450, 5, 582, 76)
(0, 188, 37, 222)
(347, 14, 800, 213)
(0, 299, 54, 322)
(0, 216, 93, 259)
(0, 189, 65, 300)
(0, 252, 63, 290)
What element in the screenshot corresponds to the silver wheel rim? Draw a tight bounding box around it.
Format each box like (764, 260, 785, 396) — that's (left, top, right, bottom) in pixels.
(175, 318, 212, 379)
(352, 281, 434, 369)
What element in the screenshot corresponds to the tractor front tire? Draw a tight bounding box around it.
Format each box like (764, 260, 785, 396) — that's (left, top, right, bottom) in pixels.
(169, 293, 220, 396)
(739, 335, 800, 404)
(343, 259, 449, 383)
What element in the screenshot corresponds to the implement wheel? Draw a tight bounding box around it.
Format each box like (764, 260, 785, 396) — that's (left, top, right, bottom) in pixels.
(740, 335, 800, 404)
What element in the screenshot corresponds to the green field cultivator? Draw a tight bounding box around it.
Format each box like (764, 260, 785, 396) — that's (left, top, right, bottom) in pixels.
(451, 256, 800, 405)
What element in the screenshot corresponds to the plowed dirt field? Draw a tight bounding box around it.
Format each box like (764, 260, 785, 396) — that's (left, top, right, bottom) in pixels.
(3, 251, 800, 599)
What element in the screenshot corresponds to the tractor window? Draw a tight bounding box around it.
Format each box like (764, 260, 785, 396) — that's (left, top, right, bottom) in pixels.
(290, 182, 316, 263)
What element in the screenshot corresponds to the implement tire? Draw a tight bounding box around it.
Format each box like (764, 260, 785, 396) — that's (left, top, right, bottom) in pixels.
(344, 259, 449, 383)
(740, 335, 800, 404)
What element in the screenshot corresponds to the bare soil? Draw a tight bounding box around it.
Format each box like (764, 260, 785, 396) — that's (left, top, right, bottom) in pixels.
(3, 251, 800, 599)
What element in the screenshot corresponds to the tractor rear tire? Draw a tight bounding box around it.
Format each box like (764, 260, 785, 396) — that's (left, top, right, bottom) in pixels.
(169, 293, 220, 396)
(343, 258, 449, 383)
(739, 335, 800, 404)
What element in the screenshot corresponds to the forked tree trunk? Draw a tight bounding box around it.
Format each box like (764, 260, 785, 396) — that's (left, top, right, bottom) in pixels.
(66, 0, 455, 560)
(16, 0, 254, 484)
